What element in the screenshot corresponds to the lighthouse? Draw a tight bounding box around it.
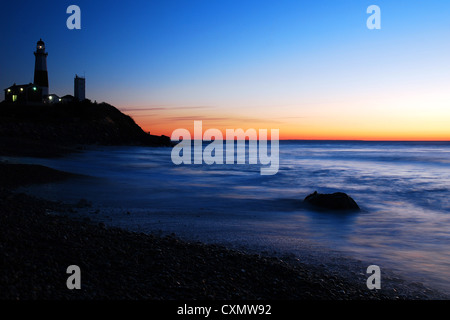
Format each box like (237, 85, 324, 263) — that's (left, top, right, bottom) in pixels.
(34, 39, 49, 97)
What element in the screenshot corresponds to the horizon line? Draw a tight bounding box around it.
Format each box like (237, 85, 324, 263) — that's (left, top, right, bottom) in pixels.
(170, 138, 450, 142)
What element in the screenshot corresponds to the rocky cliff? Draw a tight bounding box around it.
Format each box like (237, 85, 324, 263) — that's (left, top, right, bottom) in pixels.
(0, 100, 172, 157)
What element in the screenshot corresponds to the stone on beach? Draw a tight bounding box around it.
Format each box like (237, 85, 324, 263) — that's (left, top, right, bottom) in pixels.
(304, 191, 360, 211)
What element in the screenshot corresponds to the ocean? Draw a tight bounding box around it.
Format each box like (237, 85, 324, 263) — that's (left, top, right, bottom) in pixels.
(12, 141, 450, 293)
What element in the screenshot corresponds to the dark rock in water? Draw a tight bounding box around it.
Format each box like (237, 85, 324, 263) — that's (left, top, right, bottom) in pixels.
(304, 191, 360, 211)
(76, 199, 92, 208)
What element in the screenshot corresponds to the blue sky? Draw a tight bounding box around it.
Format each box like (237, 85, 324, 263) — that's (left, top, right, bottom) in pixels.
(1, 1, 450, 139)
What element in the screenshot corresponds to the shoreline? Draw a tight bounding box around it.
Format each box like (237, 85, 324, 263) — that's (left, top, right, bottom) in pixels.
(1, 163, 449, 300)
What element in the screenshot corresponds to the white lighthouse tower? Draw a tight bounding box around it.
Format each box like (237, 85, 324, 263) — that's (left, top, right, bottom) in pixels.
(34, 39, 49, 97)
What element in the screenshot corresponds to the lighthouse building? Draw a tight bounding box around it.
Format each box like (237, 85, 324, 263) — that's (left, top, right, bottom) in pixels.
(4, 83, 43, 103)
(3, 39, 48, 104)
(3, 39, 86, 104)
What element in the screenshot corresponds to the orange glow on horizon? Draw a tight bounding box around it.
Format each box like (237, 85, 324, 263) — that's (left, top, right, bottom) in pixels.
(132, 115, 450, 142)
(121, 94, 450, 142)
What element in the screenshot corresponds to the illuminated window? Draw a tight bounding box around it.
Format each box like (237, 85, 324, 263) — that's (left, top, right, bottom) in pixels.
(12, 95, 17, 102)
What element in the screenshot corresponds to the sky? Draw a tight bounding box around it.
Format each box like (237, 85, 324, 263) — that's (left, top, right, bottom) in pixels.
(1, 0, 450, 140)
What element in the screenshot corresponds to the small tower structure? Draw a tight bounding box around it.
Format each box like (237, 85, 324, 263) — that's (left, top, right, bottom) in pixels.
(74, 75, 85, 101)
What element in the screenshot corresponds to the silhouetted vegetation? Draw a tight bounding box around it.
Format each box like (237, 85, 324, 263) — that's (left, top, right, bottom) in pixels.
(0, 100, 171, 156)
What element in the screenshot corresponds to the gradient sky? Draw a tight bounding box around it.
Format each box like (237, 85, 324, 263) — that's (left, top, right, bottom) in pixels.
(1, 0, 450, 140)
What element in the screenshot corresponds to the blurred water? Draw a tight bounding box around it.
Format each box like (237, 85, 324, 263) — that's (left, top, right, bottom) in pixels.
(14, 141, 450, 293)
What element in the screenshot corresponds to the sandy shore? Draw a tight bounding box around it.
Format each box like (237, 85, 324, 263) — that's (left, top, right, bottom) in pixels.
(0, 163, 448, 300)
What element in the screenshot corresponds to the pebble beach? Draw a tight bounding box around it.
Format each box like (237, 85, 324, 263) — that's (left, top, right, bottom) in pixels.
(1, 163, 448, 300)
